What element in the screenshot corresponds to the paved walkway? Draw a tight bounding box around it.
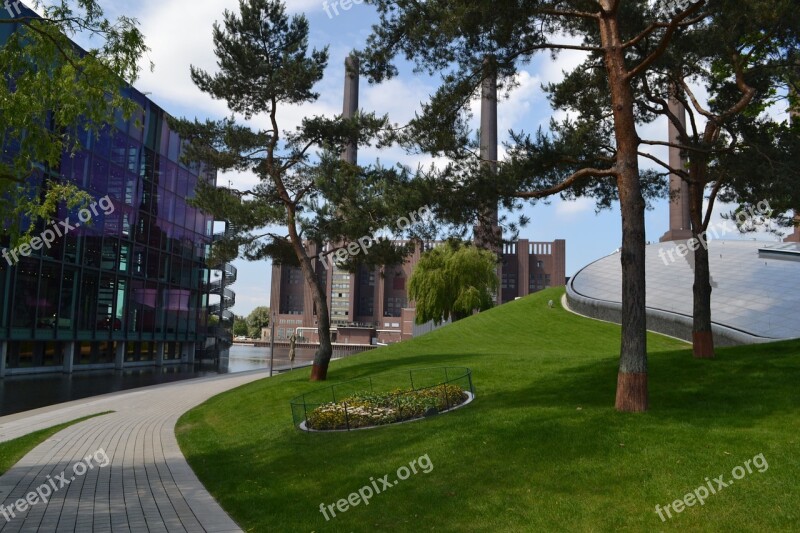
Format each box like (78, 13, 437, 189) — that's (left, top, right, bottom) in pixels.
(0, 369, 274, 532)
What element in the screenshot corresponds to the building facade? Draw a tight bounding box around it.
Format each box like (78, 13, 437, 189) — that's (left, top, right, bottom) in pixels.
(269, 238, 566, 345)
(0, 31, 220, 375)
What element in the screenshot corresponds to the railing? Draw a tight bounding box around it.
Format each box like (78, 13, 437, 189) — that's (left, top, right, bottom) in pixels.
(529, 242, 553, 255)
(206, 222, 238, 357)
(290, 367, 474, 431)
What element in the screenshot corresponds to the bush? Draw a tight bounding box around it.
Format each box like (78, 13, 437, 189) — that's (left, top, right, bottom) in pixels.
(306, 384, 468, 430)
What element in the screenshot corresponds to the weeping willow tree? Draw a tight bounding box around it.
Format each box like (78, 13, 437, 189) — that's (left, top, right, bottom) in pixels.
(408, 240, 499, 325)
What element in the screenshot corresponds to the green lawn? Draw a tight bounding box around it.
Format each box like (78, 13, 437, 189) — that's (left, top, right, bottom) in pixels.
(0, 412, 113, 475)
(176, 288, 800, 532)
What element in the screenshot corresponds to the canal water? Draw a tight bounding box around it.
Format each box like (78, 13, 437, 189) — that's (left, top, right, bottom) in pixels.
(0, 345, 274, 417)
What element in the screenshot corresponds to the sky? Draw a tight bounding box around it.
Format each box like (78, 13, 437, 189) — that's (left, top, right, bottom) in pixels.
(90, 0, 792, 316)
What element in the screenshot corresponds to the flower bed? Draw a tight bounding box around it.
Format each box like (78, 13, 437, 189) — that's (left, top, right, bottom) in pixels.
(305, 384, 468, 430)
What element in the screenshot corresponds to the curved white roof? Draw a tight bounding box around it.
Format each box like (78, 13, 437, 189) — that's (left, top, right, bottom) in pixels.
(570, 240, 800, 341)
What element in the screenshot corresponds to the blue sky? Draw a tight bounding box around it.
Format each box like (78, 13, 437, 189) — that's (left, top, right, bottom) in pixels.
(98, 0, 790, 316)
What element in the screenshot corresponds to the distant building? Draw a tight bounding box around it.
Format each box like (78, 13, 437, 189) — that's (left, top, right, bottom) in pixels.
(269, 238, 566, 345)
(269, 55, 568, 345)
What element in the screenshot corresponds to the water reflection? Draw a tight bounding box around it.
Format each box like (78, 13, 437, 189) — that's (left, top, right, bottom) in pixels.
(227, 345, 272, 373)
(0, 345, 316, 417)
(0, 364, 218, 417)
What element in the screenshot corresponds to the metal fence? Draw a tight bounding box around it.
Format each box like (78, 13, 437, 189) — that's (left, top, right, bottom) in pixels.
(290, 366, 474, 431)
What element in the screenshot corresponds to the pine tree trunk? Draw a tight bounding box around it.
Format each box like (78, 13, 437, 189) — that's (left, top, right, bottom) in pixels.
(691, 234, 715, 358)
(599, 7, 648, 412)
(286, 211, 334, 381)
(309, 278, 333, 381)
(688, 171, 716, 359)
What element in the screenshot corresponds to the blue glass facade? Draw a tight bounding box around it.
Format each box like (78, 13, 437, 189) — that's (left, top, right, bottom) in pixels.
(0, 72, 216, 373)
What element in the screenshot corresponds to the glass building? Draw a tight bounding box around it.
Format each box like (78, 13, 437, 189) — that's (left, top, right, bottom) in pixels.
(0, 16, 223, 376)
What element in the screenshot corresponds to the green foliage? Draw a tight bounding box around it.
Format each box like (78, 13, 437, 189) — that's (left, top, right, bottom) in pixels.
(246, 306, 270, 339)
(173, 0, 437, 372)
(0, 0, 149, 244)
(232, 315, 249, 337)
(172, 0, 430, 271)
(306, 384, 468, 430)
(409, 240, 499, 325)
(356, 1, 682, 216)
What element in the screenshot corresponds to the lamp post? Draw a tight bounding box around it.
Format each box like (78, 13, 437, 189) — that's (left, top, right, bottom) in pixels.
(269, 310, 275, 377)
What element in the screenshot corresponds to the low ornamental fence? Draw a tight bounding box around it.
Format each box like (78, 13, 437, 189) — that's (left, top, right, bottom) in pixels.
(290, 366, 474, 431)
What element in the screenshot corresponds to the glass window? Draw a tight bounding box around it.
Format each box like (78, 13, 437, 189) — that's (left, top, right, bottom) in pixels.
(92, 127, 111, 159)
(174, 200, 186, 231)
(111, 131, 128, 168)
(64, 231, 79, 263)
(126, 341, 139, 362)
(59, 268, 77, 330)
(77, 271, 99, 331)
(101, 239, 119, 270)
(168, 131, 180, 162)
(97, 341, 115, 364)
(108, 164, 125, 201)
(90, 156, 109, 195)
(75, 341, 91, 364)
(83, 236, 101, 267)
(164, 161, 178, 191)
(70, 151, 90, 187)
(43, 342, 64, 366)
(35, 262, 60, 330)
(11, 259, 38, 328)
(119, 242, 130, 272)
(12, 341, 36, 368)
(177, 169, 190, 197)
(128, 143, 141, 174)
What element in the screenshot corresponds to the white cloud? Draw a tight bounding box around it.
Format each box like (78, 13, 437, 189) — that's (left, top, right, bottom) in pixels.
(134, 1, 240, 112)
(556, 197, 594, 218)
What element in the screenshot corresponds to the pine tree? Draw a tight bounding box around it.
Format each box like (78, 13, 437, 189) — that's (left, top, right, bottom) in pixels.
(360, 0, 711, 411)
(173, 0, 420, 381)
(632, 1, 800, 358)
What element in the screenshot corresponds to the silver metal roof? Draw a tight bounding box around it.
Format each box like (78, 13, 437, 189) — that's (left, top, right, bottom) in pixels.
(570, 240, 800, 340)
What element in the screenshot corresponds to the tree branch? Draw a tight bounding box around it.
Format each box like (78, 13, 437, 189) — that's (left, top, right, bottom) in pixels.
(539, 8, 600, 20)
(678, 78, 715, 120)
(625, 3, 707, 81)
(638, 139, 715, 154)
(514, 167, 617, 199)
(637, 151, 686, 178)
(702, 179, 725, 230)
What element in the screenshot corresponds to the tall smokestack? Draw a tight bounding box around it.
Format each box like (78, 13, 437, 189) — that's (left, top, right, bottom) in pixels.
(786, 85, 800, 242)
(342, 55, 359, 165)
(660, 92, 693, 242)
(476, 56, 502, 303)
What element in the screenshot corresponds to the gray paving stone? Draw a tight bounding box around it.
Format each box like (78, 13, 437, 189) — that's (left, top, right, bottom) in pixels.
(0, 370, 273, 532)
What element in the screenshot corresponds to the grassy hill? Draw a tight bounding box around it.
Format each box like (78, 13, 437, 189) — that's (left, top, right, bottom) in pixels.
(176, 287, 800, 532)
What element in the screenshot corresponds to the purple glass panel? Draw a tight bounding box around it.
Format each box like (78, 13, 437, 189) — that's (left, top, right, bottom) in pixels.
(90, 156, 109, 195)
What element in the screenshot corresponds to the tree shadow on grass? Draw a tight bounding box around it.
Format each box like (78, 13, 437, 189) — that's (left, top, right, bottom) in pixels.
(488, 340, 800, 429)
